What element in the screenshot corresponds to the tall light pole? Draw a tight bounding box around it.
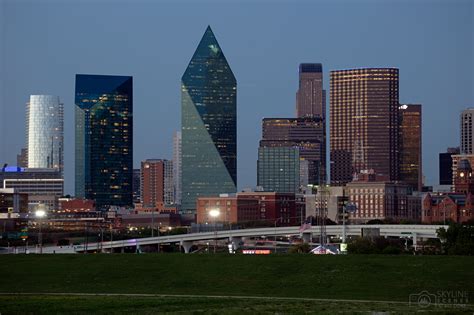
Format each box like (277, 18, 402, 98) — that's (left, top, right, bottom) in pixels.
(209, 209, 220, 254)
(274, 217, 283, 253)
(342, 201, 357, 250)
(35, 206, 47, 254)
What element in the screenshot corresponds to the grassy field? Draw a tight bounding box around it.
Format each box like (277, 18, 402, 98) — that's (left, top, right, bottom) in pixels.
(0, 254, 473, 314)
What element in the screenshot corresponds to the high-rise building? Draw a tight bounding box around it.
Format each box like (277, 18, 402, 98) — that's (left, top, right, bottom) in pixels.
(330, 68, 399, 186)
(26, 95, 64, 174)
(173, 131, 182, 206)
(140, 159, 174, 208)
(439, 147, 460, 185)
(399, 104, 422, 191)
(132, 169, 141, 204)
(75, 74, 133, 209)
(257, 147, 300, 193)
(296, 63, 325, 118)
(16, 148, 28, 168)
(260, 117, 325, 184)
(460, 108, 474, 154)
(181, 26, 237, 213)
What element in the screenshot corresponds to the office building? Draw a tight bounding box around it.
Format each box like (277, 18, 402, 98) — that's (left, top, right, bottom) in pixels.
(16, 148, 27, 168)
(197, 192, 304, 226)
(173, 131, 182, 206)
(181, 26, 237, 213)
(399, 104, 422, 191)
(260, 117, 325, 185)
(346, 172, 421, 223)
(0, 188, 28, 232)
(296, 63, 325, 118)
(75, 74, 133, 209)
(330, 68, 399, 185)
(257, 147, 300, 193)
(140, 159, 174, 208)
(26, 95, 64, 174)
(132, 169, 141, 204)
(439, 147, 460, 185)
(0, 167, 64, 210)
(460, 108, 474, 154)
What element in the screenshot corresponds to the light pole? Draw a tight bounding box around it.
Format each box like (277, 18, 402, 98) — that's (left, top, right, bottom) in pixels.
(151, 209, 155, 238)
(342, 201, 357, 247)
(209, 209, 220, 254)
(274, 217, 283, 254)
(35, 206, 47, 254)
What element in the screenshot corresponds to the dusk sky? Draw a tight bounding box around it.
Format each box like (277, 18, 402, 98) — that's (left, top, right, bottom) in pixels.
(0, 0, 472, 194)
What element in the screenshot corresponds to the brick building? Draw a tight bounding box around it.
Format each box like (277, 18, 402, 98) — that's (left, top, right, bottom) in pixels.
(422, 158, 474, 223)
(197, 192, 305, 226)
(346, 170, 421, 223)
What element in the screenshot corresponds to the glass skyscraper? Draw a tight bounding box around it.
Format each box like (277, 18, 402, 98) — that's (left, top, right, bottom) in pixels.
(26, 95, 64, 174)
(75, 74, 133, 209)
(257, 147, 300, 193)
(181, 26, 237, 213)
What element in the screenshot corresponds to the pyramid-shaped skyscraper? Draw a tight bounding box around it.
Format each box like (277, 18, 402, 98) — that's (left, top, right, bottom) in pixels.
(181, 26, 237, 213)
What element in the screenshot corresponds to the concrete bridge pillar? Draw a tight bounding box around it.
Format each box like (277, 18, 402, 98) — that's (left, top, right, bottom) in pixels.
(302, 232, 312, 244)
(412, 232, 418, 250)
(230, 236, 242, 250)
(180, 240, 193, 254)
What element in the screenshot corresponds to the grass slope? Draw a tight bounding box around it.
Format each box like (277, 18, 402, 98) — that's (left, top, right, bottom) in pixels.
(0, 254, 472, 314)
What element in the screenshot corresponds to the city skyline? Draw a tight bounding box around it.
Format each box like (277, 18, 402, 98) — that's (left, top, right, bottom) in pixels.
(0, 1, 472, 194)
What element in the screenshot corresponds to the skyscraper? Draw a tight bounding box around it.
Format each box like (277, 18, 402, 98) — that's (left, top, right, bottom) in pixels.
(181, 26, 237, 213)
(26, 95, 64, 174)
(330, 68, 399, 186)
(75, 74, 133, 209)
(439, 147, 460, 185)
(460, 108, 474, 154)
(260, 117, 325, 184)
(16, 148, 27, 168)
(257, 147, 300, 193)
(141, 159, 174, 208)
(296, 63, 325, 118)
(173, 131, 182, 206)
(132, 169, 141, 204)
(399, 104, 422, 191)
(294, 63, 326, 183)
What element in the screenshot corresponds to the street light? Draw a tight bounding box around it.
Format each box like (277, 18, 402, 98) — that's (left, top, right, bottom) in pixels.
(342, 201, 357, 249)
(209, 209, 220, 253)
(35, 205, 47, 254)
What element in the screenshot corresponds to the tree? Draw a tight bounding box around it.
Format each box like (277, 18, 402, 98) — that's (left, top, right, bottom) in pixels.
(437, 223, 474, 255)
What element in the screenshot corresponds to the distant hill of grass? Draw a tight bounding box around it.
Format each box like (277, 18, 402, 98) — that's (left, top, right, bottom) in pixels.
(0, 254, 472, 313)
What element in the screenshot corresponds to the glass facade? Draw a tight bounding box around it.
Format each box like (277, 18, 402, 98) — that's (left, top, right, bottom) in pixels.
(399, 104, 422, 191)
(257, 147, 300, 193)
(26, 95, 64, 174)
(181, 26, 237, 213)
(75, 74, 133, 209)
(260, 117, 325, 185)
(330, 68, 399, 186)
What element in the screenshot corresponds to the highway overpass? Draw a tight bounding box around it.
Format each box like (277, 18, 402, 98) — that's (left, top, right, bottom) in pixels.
(37, 224, 447, 254)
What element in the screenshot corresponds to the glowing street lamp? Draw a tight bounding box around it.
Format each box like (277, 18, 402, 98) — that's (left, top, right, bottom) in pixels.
(209, 209, 220, 253)
(209, 209, 220, 218)
(35, 205, 47, 254)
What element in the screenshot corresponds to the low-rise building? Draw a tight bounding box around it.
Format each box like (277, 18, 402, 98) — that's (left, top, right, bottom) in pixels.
(0, 188, 28, 232)
(422, 193, 474, 224)
(0, 167, 63, 210)
(197, 192, 305, 226)
(345, 171, 421, 223)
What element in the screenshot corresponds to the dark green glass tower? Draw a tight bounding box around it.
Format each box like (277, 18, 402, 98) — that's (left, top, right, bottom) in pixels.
(181, 26, 237, 213)
(75, 74, 133, 209)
